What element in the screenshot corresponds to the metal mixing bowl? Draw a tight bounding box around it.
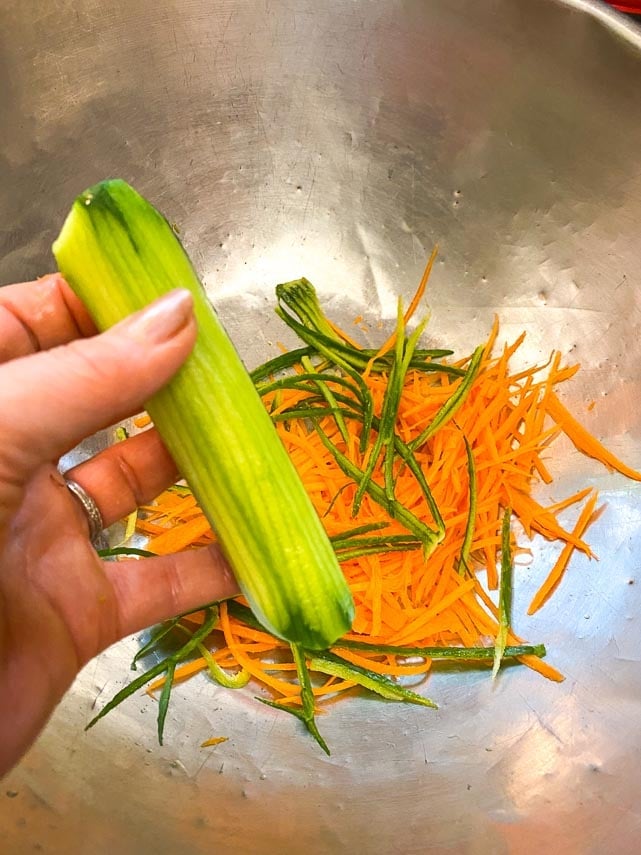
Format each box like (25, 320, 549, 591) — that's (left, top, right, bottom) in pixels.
(1, 1, 641, 852)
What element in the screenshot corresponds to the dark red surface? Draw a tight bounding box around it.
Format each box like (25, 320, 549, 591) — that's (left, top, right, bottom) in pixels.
(605, 1, 641, 12)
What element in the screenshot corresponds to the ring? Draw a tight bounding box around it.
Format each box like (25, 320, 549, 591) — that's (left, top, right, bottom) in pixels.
(64, 477, 104, 544)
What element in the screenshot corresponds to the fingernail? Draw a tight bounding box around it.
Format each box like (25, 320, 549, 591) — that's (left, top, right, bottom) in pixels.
(126, 290, 194, 343)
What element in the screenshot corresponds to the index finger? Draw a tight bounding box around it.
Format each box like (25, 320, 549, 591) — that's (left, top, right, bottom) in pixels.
(0, 273, 97, 363)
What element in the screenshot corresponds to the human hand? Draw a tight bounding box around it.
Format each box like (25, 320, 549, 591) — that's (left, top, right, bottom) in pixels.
(0, 275, 238, 776)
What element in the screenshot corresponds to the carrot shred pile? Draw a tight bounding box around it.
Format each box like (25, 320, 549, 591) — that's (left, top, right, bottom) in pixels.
(132, 284, 641, 713)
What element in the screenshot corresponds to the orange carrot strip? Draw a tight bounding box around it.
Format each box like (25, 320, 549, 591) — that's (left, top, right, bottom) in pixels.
(133, 413, 152, 428)
(508, 489, 594, 556)
(528, 492, 601, 614)
(546, 487, 593, 515)
(333, 648, 432, 676)
(546, 392, 641, 481)
(363, 247, 438, 373)
(518, 655, 565, 682)
(219, 604, 299, 699)
(327, 319, 362, 350)
(201, 737, 228, 748)
(147, 515, 213, 554)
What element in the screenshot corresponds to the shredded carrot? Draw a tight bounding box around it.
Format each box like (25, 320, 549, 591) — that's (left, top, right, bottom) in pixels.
(326, 317, 362, 350)
(546, 392, 641, 481)
(527, 492, 602, 614)
(516, 655, 565, 683)
(201, 736, 228, 748)
(363, 246, 438, 374)
(129, 286, 640, 724)
(133, 413, 152, 429)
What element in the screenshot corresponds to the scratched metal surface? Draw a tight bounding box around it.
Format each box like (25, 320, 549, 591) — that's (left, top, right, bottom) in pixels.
(1, 0, 641, 852)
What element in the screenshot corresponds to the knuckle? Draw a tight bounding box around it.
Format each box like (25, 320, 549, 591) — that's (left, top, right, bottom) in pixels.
(115, 448, 147, 508)
(161, 554, 188, 615)
(59, 338, 118, 388)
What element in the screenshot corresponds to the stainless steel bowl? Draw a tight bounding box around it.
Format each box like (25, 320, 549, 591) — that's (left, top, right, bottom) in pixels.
(2, 2, 641, 852)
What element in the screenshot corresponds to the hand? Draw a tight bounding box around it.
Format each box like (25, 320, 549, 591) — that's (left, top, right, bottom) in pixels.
(0, 275, 239, 776)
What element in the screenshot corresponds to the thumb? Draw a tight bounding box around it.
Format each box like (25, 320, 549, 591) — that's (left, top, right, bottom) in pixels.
(0, 288, 196, 486)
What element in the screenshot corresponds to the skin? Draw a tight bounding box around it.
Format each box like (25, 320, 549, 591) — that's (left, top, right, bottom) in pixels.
(0, 274, 239, 777)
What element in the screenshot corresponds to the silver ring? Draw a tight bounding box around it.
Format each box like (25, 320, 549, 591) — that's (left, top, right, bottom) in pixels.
(64, 477, 104, 544)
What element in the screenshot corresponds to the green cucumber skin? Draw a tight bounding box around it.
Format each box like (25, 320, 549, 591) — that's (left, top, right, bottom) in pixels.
(53, 180, 354, 649)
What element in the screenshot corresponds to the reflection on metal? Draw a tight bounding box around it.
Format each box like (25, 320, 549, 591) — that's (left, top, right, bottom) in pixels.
(1, 1, 640, 852)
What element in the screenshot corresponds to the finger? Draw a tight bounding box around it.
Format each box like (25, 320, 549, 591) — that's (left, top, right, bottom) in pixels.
(104, 545, 239, 638)
(1, 289, 194, 467)
(64, 428, 178, 528)
(0, 274, 96, 363)
(0, 289, 196, 522)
